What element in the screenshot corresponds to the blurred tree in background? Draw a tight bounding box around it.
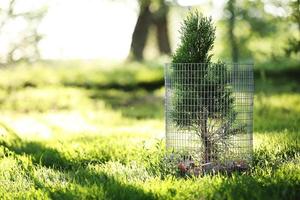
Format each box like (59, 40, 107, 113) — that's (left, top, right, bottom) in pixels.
(129, 0, 300, 64)
(285, 0, 300, 56)
(0, 0, 46, 66)
(129, 0, 171, 61)
(0, 0, 297, 65)
(225, 0, 239, 63)
(222, 0, 299, 64)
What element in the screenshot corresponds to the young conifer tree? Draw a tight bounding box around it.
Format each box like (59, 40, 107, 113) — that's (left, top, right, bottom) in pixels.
(171, 11, 236, 163)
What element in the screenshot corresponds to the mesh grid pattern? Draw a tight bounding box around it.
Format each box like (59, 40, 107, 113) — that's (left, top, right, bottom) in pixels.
(165, 63, 254, 166)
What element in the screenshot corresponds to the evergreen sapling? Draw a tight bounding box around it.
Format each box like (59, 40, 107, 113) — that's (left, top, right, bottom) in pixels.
(171, 11, 240, 165)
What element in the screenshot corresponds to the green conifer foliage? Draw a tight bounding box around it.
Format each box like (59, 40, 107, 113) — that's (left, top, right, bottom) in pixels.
(172, 11, 215, 64)
(170, 11, 237, 163)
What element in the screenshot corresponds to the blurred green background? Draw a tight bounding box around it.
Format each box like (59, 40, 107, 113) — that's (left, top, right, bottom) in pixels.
(0, 0, 299, 199)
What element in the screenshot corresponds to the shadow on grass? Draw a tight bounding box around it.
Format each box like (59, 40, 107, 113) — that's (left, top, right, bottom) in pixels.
(36, 168, 156, 200)
(255, 79, 300, 94)
(254, 67, 300, 83)
(64, 79, 164, 92)
(211, 174, 300, 200)
(64, 74, 165, 91)
(7, 141, 74, 169)
(85, 71, 300, 121)
(48, 169, 156, 200)
(2, 139, 156, 200)
(1, 132, 299, 200)
(62, 68, 300, 93)
(89, 88, 164, 119)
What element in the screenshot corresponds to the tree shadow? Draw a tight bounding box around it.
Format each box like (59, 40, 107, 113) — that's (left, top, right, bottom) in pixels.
(2, 139, 156, 200)
(211, 173, 300, 200)
(85, 69, 300, 121)
(89, 88, 164, 119)
(46, 169, 156, 200)
(254, 67, 300, 84)
(64, 79, 164, 92)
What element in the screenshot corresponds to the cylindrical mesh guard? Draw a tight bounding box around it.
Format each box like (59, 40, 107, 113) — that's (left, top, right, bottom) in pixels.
(165, 63, 254, 169)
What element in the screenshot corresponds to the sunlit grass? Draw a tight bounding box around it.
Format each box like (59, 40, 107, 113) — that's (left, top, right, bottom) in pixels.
(0, 62, 299, 199)
(254, 93, 300, 132)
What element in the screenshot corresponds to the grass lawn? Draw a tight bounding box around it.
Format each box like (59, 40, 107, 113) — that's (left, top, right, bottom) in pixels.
(0, 61, 299, 200)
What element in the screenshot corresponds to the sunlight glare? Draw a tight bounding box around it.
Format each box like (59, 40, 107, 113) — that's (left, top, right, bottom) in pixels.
(39, 0, 138, 60)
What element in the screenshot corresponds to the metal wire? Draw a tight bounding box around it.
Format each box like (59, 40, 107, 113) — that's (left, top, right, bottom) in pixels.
(165, 63, 254, 167)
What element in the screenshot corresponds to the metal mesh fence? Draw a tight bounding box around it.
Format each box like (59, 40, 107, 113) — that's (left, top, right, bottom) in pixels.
(165, 63, 254, 170)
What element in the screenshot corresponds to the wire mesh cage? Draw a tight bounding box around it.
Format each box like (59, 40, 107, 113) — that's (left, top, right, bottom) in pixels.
(164, 63, 254, 173)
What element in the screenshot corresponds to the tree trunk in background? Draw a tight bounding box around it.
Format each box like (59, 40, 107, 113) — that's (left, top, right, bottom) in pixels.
(227, 0, 239, 63)
(153, 0, 171, 54)
(129, 1, 152, 61)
